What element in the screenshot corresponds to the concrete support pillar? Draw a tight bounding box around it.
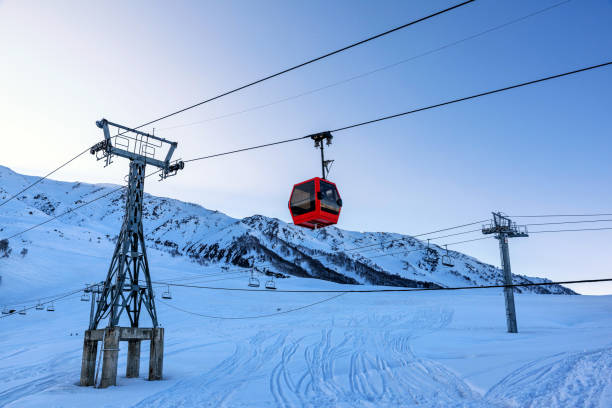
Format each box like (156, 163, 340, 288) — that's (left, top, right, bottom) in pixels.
(99, 327, 120, 388)
(148, 327, 164, 381)
(79, 332, 98, 386)
(126, 340, 141, 378)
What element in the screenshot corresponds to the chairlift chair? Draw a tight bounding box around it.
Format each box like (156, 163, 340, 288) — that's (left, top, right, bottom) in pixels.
(18, 307, 26, 315)
(441, 244, 454, 267)
(265, 276, 276, 290)
(35, 302, 44, 310)
(161, 285, 172, 300)
(47, 302, 55, 312)
(2, 306, 10, 314)
(424, 239, 437, 262)
(248, 269, 260, 288)
(80, 293, 90, 302)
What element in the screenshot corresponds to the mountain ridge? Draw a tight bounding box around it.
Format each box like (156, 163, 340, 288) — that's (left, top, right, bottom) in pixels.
(0, 165, 574, 294)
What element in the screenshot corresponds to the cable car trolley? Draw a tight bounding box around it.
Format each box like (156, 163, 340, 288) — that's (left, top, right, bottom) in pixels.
(289, 131, 342, 229)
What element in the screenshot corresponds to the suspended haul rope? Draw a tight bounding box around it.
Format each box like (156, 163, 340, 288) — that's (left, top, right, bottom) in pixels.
(0, 287, 87, 319)
(365, 236, 493, 259)
(330, 61, 612, 132)
(130, 1, 475, 131)
(1, 168, 164, 241)
(162, 0, 572, 132)
(526, 219, 612, 227)
(4, 61, 612, 242)
(357, 219, 612, 257)
(0, 147, 91, 208)
(147, 278, 612, 294)
(342, 221, 486, 253)
(184, 61, 612, 163)
(158, 293, 347, 320)
(511, 213, 612, 218)
(0, 2, 474, 211)
(5, 275, 610, 320)
(530, 227, 612, 234)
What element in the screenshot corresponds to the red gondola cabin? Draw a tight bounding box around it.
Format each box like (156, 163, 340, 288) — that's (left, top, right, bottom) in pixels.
(289, 177, 342, 229)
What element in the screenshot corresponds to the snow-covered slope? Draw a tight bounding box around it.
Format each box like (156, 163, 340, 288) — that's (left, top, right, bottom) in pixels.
(0, 165, 572, 295)
(0, 268, 610, 407)
(1, 166, 610, 408)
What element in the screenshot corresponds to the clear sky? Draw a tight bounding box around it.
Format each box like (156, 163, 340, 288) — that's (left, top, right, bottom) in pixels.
(1, 0, 611, 294)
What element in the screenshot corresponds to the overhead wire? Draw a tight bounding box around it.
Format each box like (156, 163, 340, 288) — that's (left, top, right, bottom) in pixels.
(511, 213, 612, 218)
(1, 167, 164, 242)
(341, 221, 486, 253)
(0, 147, 91, 208)
(161, 0, 573, 132)
(5, 274, 610, 320)
(365, 236, 493, 259)
(0, 1, 476, 210)
(182, 61, 612, 167)
(530, 227, 612, 234)
(525, 219, 612, 227)
(158, 293, 347, 320)
(0, 286, 87, 319)
(330, 61, 612, 132)
(4, 61, 612, 243)
(128, 1, 476, 131)
(147, 277, 612, 294)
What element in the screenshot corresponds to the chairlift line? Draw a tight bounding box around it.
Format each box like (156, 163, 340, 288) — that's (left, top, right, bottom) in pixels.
(248, 269, 261, 288)
(151, 277, 612, 294)
(441, 245, 454, 267)
(330, 61, 612, 133)
(265, 269, 277, 290)
(161, 285, 173, 300)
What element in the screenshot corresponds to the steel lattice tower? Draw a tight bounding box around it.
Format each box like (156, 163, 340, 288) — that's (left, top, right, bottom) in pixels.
(90, 160, 157, 329)
(88, 119, 184, 330)
(80, 119, 183, 389)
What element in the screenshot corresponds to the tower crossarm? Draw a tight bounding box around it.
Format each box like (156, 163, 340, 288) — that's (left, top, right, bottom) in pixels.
(482, 212, 529, 238)
(91, 118, 183, 179)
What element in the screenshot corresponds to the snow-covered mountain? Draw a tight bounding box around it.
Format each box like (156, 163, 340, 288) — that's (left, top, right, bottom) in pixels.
(0, 165, 573, 294)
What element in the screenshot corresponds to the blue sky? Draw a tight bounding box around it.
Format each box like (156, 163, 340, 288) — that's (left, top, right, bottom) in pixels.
(1, 0, 611, 294)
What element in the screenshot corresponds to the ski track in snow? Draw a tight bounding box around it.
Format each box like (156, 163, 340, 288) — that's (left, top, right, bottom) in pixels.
(0, 350, 77, 406)
(486, 347, 612, 407)
(128, 306, 497, 408)
(1, 300, 611, 407)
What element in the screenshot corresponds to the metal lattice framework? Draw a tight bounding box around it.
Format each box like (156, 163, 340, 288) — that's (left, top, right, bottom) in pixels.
(89, 119, 183, 330)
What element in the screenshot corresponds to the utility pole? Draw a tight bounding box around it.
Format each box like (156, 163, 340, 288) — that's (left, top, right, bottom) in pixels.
(482, 212, 528, 333)
(80, 119, 183, 388)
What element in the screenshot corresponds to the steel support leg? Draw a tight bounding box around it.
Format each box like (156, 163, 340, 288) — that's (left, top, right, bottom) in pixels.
(499, 234, 518, 333)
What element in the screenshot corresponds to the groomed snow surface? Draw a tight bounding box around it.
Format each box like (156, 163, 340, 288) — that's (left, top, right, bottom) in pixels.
(0, 163, 611, 407)
(1, 246, 611, 408)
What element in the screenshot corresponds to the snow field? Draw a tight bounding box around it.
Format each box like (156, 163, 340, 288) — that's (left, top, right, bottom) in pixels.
(1, 271, 611, 407)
